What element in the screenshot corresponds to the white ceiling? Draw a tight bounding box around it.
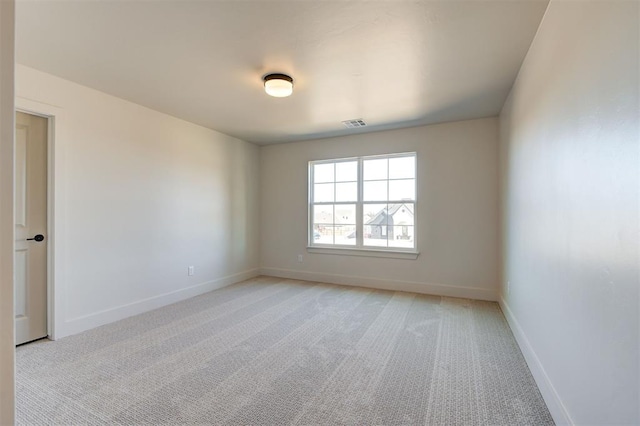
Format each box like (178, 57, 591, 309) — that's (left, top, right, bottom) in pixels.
(16, 0, 548, 145)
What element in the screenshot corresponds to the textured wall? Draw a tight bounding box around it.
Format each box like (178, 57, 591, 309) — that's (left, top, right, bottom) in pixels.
(260, 118, 500, 300)
(499, 1, 639, 423)
(16, 65, 261, 338)
(0, 1, 15, 423)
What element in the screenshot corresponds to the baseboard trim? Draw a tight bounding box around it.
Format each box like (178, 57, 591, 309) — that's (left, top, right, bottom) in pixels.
(498, 296, 574, 425)
(259, 267, 496, 301)
(59, 269, 260, 339)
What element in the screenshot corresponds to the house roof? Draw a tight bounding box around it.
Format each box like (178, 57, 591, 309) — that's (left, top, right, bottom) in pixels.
(365, 203, 414, 226)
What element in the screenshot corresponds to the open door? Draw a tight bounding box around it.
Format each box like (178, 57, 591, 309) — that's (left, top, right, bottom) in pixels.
(14, 111, 48, 345)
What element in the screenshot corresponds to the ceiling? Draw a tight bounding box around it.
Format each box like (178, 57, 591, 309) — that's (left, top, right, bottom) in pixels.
(16, 0, 548, 145)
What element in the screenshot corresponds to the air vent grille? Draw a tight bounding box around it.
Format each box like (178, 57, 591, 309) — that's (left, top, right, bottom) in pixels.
(342, 119, 366, 128)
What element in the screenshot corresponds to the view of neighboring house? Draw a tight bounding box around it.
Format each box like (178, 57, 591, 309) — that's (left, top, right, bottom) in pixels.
(313, 203, 414, 246)
(365, 203, 414, 240)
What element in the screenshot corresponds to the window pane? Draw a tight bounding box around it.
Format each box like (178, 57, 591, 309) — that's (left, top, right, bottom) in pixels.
(313, 205, 334, 224)
(388, 226, 414, 248)
(314, 163, 334, 183)
(364, 225, 388, 247)
(388, 203, 414, 226)
(336, 182, 357, 202)
(389, 156, 415, 179)
(334, 225, 356, 245)
(363, 158, 388, 181)
(363, 181, 388, 201)
(336, 161, 357, 182)
(310, 153, 416, 251)
(313, 224, 333, 244)
(314, 183, 334, 202)
(335, 204, 356, 224)
(363, 203, 388, 226)
(389, 179, 415, 201)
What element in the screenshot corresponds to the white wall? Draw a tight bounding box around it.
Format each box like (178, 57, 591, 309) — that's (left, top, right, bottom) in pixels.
(260, 118, 500, 300)
(499, 1, 639, 424)
(16, 65, 261, 339)
(0, 1, 15, 423)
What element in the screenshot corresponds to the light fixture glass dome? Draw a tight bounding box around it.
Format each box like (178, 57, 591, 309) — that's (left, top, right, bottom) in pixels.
(263, 73, 293, 97)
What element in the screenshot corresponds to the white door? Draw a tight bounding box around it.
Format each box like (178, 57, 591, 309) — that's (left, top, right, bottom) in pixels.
(15, 111, 48, 345)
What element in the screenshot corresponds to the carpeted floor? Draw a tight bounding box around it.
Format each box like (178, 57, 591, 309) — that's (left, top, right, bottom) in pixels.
(16, 276, 554, 425)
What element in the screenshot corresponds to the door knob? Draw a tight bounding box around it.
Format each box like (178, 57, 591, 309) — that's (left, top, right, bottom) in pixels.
(26, 234, 45, 242)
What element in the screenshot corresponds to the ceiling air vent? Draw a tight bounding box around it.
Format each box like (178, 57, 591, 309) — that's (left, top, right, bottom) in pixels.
(342, 118, 367, 128)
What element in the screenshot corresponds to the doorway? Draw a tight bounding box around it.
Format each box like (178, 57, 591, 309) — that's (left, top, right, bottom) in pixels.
(14, 111, 48, 345)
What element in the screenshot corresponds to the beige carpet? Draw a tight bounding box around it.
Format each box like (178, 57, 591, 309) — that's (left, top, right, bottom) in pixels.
(16, 276, 553, 425)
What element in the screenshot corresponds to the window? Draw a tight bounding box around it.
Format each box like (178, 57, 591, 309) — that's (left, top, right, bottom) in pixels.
(309, 153, 416, 253)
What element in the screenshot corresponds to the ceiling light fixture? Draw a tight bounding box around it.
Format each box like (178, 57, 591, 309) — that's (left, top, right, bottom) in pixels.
(263, 73, 294, 98)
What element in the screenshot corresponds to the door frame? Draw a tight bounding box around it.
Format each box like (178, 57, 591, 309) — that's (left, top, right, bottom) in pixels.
(15, 97, 65, 341)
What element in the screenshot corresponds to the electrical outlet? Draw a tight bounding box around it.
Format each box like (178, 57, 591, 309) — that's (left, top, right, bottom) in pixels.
(188, 266, 195, 276)
(297, 254, 303, 263)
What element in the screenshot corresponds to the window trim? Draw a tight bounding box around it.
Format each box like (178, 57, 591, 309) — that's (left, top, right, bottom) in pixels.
(308, 152, 418, 257)
(306, 246, 419, 260)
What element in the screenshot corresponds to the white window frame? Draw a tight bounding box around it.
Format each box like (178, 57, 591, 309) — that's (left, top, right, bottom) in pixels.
(307, 152, 419, 260)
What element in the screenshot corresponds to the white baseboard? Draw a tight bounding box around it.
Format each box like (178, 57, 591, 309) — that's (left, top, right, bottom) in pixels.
(498, 296, 574, 425)
(259, 267, 497, 301)
(58, 269, 260, 339)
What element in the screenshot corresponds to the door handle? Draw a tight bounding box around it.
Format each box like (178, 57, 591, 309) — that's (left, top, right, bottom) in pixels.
(26, 234, 45, 242)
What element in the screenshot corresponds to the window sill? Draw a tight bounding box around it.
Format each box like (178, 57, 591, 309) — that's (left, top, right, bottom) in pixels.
(306, 246, 419, 260)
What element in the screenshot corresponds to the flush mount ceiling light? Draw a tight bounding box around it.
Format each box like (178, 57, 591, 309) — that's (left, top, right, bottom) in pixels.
(263, 73, 294, 98)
